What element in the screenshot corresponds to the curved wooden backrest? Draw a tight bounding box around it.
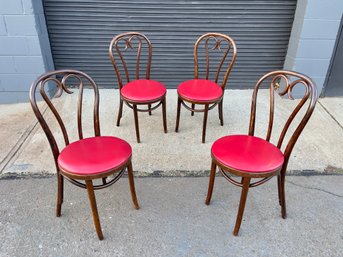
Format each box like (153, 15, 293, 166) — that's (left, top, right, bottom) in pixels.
(194, 32, 237, 89)
(109, 32, 152, 89)
(29, 70, 100, 165)
(248, 70, 318, 171)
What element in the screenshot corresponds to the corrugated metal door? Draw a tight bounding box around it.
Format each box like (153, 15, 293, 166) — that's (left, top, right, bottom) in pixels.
(43, 0, 296, 89)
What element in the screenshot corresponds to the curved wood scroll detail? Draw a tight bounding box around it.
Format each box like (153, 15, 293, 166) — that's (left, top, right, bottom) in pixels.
(109, 32, 152, 89)
(194, 33, 237, 89)
(29, 70, 100, 168)
(248, 70, 318, 174)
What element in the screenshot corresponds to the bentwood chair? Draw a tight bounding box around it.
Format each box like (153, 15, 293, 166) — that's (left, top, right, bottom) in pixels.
(175, 33, 237, 143)
(29, 70, 139, 240)
(109, 32, 167, 143)
(205, 70, 318, 236)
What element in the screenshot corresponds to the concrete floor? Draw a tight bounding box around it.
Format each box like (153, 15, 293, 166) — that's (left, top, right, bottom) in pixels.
(0, 90, 342, 256)
(0, 176, 342, 257)
(1, 89, 343, 177)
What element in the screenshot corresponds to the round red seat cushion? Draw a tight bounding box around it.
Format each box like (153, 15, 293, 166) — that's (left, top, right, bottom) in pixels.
(121, 79, 166, 102)
(211, 135, 284, 173)
(177, 79, 223, 102)
(58, 136, 132, 175)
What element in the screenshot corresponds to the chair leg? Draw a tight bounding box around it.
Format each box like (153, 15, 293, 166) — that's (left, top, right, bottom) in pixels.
(85, 180, 104, 240)
(133, 104, 140, 143)
(218, 100, 224, 126)
(148, 104, 152, 116)
(233, 177, 251, 236)
(175, 97, 182, 132)
(127, 162, 140, 210)
(162, 97, 168, 133)
(202, 104, 209, 143)
(191, 103, 195, 116)
(56, 173, 64, 217)
(116, 98, 124, 127)
(280, 173, 287, 219)
(277, 174, 282, 206)
(205, 161, 217, 205)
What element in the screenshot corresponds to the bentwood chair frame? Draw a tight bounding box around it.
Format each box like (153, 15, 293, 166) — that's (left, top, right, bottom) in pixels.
(109, 32, 167, 143)
(175, 32, 237, 143)
(205, 70, 318, 235)
(29, 70, 139, 240)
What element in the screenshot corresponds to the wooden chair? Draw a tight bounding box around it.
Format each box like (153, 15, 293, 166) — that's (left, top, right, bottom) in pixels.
(29, 70, 139, 240)
(175, 33, 237, 143)
(109, 32, 167, 143)
(205, 70, 318, 236)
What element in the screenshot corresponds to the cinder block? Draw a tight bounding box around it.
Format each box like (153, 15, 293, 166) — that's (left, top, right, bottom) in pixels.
(294, 58, 331, 78)
(289, 19, 304, 43)
(0, 73, 37, 91)
(5, 15, 39, 36)
(285, 36, 300, 59)
(38, 13, 48, 35)
(283, 55, 296, 70)
(0, 16, 7, 35)
(290, 84, 307, 99)
(22, 0, 44, 14)
(301, 19, 340, 40)
(309, 77, 326, 91)
(22, 0, 34, 14)
(34, 31, 54, 72)
(0, 57, 16, 73)
(290, 76, 325, 96)
(14, 56, 45, 73)
(26, 36, 42, 55)
(305, 0, 343, 20)
(297, 39, 336, 59)
(294, 0, 307, 20)
(0, 91, 30, 104)
(0, 0, 23, 15)
(0, 36, 30, 55)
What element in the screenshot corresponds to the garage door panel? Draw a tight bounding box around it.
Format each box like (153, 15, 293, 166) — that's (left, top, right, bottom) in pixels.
(44, 0, 296, 89)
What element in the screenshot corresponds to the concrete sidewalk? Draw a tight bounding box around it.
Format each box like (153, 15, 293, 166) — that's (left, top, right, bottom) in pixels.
(1, 89, 342, 177)
(0, 176, 342, 256)
(0, 90, 342, 257)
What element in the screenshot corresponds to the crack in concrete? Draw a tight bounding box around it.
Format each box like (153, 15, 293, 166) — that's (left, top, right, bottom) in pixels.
(318, 101, 343, 130)
(287, 180, 343, 198)
(0, 122, 38, 173)
(0, 106, 48, 174)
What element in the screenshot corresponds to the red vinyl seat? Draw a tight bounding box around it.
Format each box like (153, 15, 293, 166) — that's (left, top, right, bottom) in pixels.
(121, 79, 166, 103)
(177, 79, 223, 103)
(211, 135, 284, 173)
(58, 136, 132, 176)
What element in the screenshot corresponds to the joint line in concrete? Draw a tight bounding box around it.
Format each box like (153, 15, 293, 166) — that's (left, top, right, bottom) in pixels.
(318, 101, 343, 130)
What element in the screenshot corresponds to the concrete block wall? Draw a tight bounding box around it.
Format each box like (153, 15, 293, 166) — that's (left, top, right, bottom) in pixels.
(0, 0, 54, 104)
(1, 0, 341, 102)
(284, 0, 343, 96)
